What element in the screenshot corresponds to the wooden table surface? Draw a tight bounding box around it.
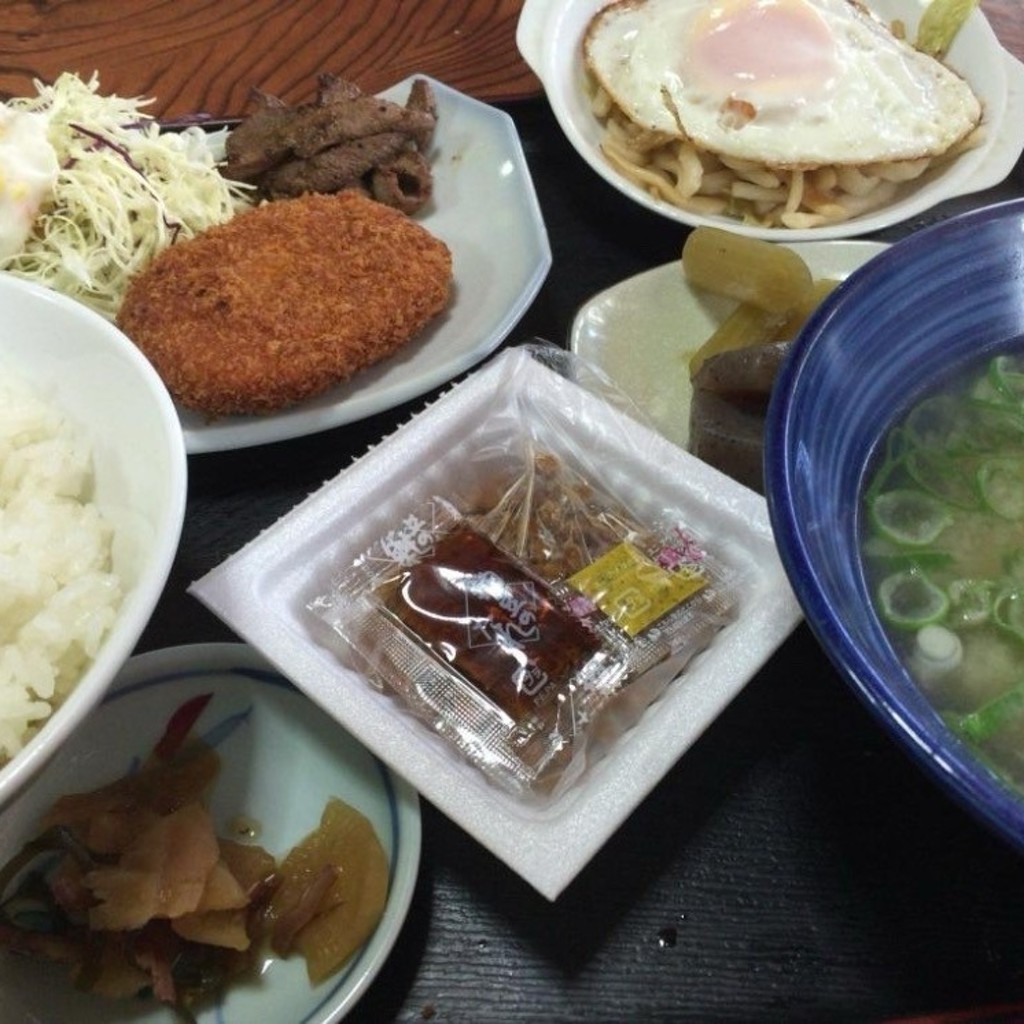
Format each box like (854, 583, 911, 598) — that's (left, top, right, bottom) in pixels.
(981, 0, 1023, 60)
(0, 0, 539, 117)
(0, 0, 1019, 117)
(3, 3, 1024, 1023)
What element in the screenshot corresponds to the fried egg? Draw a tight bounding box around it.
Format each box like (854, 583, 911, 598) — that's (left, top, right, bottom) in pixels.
(583, 0, 983, 168)
(0, 107, 58, 259)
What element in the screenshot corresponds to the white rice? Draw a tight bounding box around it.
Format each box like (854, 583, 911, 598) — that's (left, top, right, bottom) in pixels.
(0, 373, 122, 763)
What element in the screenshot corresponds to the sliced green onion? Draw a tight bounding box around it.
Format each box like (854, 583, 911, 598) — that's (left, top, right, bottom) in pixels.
(966, 404, 1024, 452)
(1004, 548, 1024, 586)
(971, 371, 1010, 406)
(905, 448, 980, 510)
(877, 570, 950, 629)
(864, 549, 954, 573)
(869, 489, 953, 547)
(956, 681, 1024, 744)
(990, 353, 1024, 404)
(905, 395, 969, 452)
(977, 458, 1024, 519)
(861, 534, 953, 573)
(993, 587, 1024, 642)
(946, 578, 995, 627)
(864, 429, 912, 505)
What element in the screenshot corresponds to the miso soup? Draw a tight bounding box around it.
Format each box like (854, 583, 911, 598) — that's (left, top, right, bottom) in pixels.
(863, 352, 1024, 788)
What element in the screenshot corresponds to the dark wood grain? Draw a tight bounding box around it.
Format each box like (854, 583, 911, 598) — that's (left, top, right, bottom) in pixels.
(0, 0, 1018, 119)
(982, 0, 1024, 59)
(0, 0, 540, 118)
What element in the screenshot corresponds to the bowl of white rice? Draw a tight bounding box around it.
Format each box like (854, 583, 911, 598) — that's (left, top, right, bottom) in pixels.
(0, 272, 186, 808)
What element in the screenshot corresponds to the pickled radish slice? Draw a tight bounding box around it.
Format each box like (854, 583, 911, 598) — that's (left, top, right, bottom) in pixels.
(267, 797, 389, 984)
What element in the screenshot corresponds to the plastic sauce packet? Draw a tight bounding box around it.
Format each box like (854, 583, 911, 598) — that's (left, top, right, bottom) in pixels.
(311, 442, 742, 804)
(468, 449, 735, 681)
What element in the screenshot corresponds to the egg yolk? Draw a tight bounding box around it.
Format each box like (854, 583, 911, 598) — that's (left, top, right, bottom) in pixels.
(685, 0, 838, 99)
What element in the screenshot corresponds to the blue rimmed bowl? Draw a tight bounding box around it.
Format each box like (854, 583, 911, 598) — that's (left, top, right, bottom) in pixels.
(765, 198, 1024, 851)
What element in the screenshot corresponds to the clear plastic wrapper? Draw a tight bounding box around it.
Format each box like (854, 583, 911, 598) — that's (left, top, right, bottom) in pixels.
(310, 343, 745, 804)
(193, 343, 800, 894)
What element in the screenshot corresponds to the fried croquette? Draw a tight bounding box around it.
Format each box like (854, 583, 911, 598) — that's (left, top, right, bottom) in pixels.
(116, 190, 452, 417)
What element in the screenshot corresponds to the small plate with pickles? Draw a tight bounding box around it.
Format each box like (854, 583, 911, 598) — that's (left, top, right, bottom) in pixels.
(0, 642, 420, 1024)
(570, 233, 889, 454)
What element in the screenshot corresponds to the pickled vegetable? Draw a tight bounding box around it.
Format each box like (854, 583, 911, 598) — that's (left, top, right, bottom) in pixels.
(682, 227, 836, 480)
(0, 695, 391, 1014)
(687, 275, 838, 376)
(681, 226, 813, 313)
(84, 800, 225, 930)
(773, 276, 840, 339)
(916, 0, 978, 58)
(267, 797, 389, 984)
(688, 301, 788, 375)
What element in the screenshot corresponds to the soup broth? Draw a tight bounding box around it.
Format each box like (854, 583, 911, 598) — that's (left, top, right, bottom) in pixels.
(864, 351, 1024, 788)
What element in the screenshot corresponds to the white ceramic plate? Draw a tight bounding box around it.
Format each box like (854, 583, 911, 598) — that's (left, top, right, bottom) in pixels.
(191, 347, 803, 901)
(570, 239, 890, 449)
(0, 642, 421, 1024)
(181, 75, 551, 454)
(517, 0, 1024, 241)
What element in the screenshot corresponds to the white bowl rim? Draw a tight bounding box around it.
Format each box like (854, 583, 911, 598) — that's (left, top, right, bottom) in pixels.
(516, 0, 1024, 241)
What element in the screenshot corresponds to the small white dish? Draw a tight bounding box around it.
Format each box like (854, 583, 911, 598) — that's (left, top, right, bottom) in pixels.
(181, 75, 552, 454)
(516, 0, 1024, 241)
(191, 346, 802, 901)
(0, 642, 421, 1024)
(571, 239, 890, 449)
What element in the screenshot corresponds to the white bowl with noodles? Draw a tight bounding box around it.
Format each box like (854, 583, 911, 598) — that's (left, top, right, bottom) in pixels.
(0, 272, 187, 808)
(516, 0, 1024, 241)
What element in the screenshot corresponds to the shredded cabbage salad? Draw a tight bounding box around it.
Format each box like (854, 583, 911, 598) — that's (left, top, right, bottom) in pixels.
(0, 72, 253, 320)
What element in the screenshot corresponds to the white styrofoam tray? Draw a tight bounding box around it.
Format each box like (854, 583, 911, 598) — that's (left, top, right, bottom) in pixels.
(191, 345, 802, 900)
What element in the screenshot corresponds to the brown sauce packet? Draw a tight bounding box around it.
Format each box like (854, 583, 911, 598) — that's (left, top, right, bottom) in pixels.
(312, 449, 740, 804)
